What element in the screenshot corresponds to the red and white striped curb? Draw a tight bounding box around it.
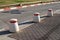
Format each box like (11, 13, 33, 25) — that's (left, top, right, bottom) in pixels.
(0, 1, 60, 12)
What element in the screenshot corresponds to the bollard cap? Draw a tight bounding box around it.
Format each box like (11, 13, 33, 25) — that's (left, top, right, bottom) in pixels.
(9, 19, 17, 23)
(34, 12, 40, 16)
(48, 9, 52, 11)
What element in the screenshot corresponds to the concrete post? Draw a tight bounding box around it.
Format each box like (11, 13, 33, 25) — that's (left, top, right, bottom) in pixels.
(47, 9, 53, 16)
(33, 12, 40, 22)
(9, 19, 19, 32)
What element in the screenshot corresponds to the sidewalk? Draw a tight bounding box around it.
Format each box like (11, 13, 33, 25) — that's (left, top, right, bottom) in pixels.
(0, 14, 60, 40)
(7, 14, 60, 40)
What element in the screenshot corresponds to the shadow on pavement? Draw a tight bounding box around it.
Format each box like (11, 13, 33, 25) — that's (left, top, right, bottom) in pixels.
(40, 16, 51, 18)
(0, 30, 12, 35)
(18, 21, 36, 25)
(1, 9, 25, 14)
(1, 11, 10, 13)
(10, 10, 21, 14)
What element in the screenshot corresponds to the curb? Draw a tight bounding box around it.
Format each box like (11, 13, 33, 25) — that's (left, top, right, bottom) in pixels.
(0, 1, 60, 12)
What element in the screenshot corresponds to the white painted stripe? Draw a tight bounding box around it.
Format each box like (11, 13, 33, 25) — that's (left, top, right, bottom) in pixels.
(42, 3, 47, 5)
(45, 3, 48, 5)
(57, 2, 60, 3)
(10, 7, 17, 10)
(51, 2, 55, 4)
(22, 6, 28, 8)
(37, 4, 42, 5)
(0, 9, 4, 11)
(51, 2, 60, 4)
(54, 2, 59, 3)
(30, 5, 35, 6)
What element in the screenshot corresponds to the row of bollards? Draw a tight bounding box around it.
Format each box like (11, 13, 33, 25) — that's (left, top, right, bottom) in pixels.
(33, 9, 53, 23)
(9, 9, 53, 32)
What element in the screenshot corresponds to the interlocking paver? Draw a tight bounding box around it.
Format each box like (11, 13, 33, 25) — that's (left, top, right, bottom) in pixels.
(7, 14, 60, 40)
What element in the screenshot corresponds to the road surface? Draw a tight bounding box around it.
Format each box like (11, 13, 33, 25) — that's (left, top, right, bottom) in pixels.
(0, 3, 60, 29)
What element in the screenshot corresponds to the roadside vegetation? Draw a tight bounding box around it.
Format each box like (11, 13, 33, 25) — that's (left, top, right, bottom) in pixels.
(0, 0, 52, 5)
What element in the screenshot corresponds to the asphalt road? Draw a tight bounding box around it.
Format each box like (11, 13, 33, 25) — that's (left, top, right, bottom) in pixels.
(0, 3, 60, 29)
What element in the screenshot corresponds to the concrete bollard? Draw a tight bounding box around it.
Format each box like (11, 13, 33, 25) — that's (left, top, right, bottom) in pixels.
(47, 9, 53, 16)
(33, 12, 40, 22)
(9, 19, 19, 32)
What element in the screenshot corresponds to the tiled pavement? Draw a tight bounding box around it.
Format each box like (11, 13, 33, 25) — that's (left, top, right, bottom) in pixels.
(8, 14, 60, 40)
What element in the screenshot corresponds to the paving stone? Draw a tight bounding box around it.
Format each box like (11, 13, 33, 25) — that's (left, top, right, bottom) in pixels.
(9, 14, 60, 40)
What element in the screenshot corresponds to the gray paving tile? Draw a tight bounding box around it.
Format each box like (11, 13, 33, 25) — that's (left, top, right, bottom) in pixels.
(1, 14, 60, 40)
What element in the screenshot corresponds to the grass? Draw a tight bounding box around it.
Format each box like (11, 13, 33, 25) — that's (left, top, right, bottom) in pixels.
(0, 0, 52, 5)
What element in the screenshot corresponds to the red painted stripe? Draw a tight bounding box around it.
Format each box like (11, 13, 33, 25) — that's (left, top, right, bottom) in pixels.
(34, 14, 39, 16)
(10, 21, 17, 23)
(26, 5, 31, 7)
(34, 4, 38, 6)
(16, 6, 22, 9)
(4, 7, 10, 11)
